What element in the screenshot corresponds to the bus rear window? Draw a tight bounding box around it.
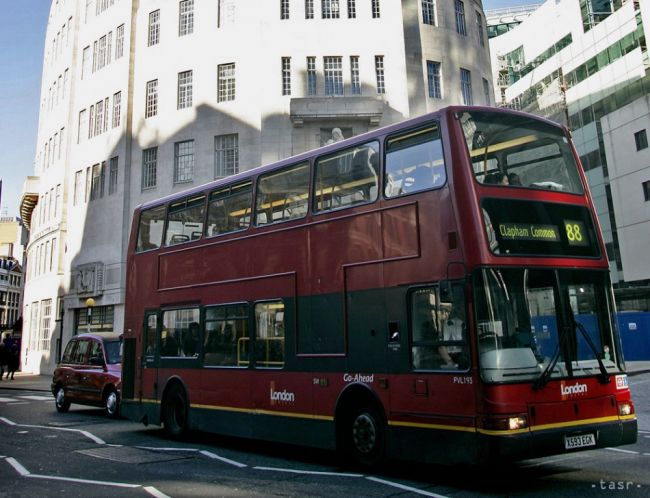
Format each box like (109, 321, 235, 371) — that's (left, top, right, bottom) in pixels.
(136, 205, 166, 252)
(459, 110, 584, 194)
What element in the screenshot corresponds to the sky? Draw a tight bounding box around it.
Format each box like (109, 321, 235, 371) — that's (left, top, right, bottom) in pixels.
(0, 0, 541, 219)
(0, 0, 51, 218)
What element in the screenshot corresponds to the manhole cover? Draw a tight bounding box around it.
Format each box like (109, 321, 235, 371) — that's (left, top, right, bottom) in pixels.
(76, 446, 193, 464)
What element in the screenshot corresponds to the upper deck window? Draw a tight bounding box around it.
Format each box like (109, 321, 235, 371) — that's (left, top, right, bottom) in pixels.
(314, 141, 379, 212)
(384, 123, 445, 198)
(206, 181, 252, 237)
(164, 195, 206, 246)
(459, 111, 584, 194)
(255, 162, 310, 226)
(136, 205, 166, 252)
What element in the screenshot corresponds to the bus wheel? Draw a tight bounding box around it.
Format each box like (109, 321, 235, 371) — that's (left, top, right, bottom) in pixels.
(162, 384, 188, 438)
(344, 405, 385, 468)
(55, 386, 71, 413)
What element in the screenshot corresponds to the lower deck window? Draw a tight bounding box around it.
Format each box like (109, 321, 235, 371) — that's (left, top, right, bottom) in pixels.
(255, 301, 285, 368)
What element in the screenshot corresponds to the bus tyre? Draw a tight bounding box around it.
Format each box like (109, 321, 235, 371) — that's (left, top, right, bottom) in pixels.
(104, 388, 119, 418)
(163, 384, 188, 438)
(55, 386, 71, 413)
(343, 405, 385, 468)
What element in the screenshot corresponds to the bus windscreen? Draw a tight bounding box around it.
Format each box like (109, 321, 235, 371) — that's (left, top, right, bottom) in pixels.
(458, 110, 584, 194)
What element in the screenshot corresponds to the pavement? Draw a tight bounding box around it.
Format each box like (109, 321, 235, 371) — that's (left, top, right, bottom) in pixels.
(1, 362, 649, 393)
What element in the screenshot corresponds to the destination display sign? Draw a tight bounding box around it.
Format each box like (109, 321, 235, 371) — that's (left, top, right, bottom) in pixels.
(481, 198, 600, 258)
(498, 223, 560, 242)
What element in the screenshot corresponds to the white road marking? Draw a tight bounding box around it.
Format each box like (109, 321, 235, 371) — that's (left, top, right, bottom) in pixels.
(366, 476, 451, 497)
(254, 466, 362, 477)
(4, 457, 170, 495)
(605, 447, 640, 455)
(0, 417, 106, 445)
(144, 486, 173, 498)
(199, 450, 247, 468)
(17, 395, 53, 401)
(0, 397, 15, 403)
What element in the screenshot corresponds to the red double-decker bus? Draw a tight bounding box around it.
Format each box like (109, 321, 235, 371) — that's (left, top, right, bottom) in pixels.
(121, 106, 637, 466)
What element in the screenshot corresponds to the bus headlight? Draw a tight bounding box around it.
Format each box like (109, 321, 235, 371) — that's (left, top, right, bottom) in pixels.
(618, 402, 633, 416)
(481, 414, 528, 431)
(508, 416, 528, 430)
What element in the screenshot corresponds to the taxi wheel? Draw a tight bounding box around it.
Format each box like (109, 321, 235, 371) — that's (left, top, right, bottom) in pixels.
(55, 386, 71, 413)
(104, 388, 119, 418)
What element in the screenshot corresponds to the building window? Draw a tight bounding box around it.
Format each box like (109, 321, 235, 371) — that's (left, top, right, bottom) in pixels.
(179, 0, 194, 36)
(305, 0, 314, 19)
(422, 0, 436, 25)
(427, 61, 442, 99)
(482, 78, 490, 105)
(347, 0, 356, 18)
(40, 299, 52, 351)
(476, 11, 484, 46)
(74, 170, 83, 205)
(112, 91, 121, 128)
(107, 31, 113, 64)
(142, 147, 158, 190)
(148, 10, 160, 46)
(109, 156, 118, 195)
(97, 35, 107, 70)
(115, 24, 125, 59)
(217, 63, 236, 102)
(307, 56, 317, 95)
(94, 99, 104, 136)
(55, 184, 61, 216)
(350, 56, 361, 95)
(371, 0, 380, 18)
(177, 70, 193, 109)
(282, 57, 291, 96)
(174, 140, 195, 183)
(324, 56, 343, 96)
(281, 0, 289, 19)
(643, 180, 650, 202)
(82, 46, 90, 79)
(460, 68, 472, 105)
(90, 162, 104, 200)
(455, 0, 466, 36)
(88, 105, 95, 138)
(146, 79, 158, 118)
(375, 55, 385, 94)
(635, 129, 648, 151)
(322, 0, 340, 19)
(215, 133, 239, 178)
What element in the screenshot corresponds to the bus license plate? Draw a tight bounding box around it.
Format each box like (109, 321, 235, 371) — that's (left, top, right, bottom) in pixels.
(564, 433, 596, 450)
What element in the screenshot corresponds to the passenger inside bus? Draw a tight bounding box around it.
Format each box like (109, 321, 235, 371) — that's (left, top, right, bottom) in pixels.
(438, 304, 466, 368)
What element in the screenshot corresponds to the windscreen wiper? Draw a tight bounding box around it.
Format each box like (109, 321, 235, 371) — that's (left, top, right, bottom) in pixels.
(573, 319, 611, 384)
(534, 319, 574, 390)
(533, 341, 561, 390)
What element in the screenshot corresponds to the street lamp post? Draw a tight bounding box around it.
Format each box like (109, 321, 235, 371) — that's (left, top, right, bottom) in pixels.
(85, 298, 95, 334)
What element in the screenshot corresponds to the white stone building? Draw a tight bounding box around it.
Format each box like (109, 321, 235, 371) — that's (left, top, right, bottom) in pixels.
(20, 0, 493, 374)
(488, 0, 650, 308)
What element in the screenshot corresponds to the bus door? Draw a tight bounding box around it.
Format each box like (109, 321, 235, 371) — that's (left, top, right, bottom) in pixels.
(389, 282, 474, 454)
(141, 312, 159, 402)
(344, 264, 387, 373)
